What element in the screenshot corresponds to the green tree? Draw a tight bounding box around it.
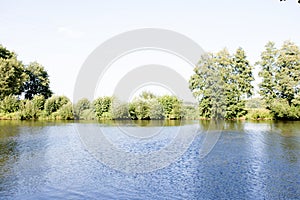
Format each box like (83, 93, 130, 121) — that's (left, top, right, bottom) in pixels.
(111, 99, 129, 120)
(276, 41, 300, 105)
(149, 99, 164, 119)
(18, 99, 39, 120)
(0, 45, 28, 99)
(258, 41, 300, 119)
(44, 95, 70, 116)
(93, 96, 112, 119)
(257, 42, 278, 106)
(74, 98, 91, 119)
(129, 99, 151, 120)
(0, 95, 19, 113)
(32, 95, 46, 110)
(53, 102, 74, 120)
(157, 95, 182, 119)
(23, 62, 52, 99)
(189, 48, 253, 119)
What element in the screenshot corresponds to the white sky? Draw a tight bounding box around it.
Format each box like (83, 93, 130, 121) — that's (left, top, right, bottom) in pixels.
(1, 0, 299, 101)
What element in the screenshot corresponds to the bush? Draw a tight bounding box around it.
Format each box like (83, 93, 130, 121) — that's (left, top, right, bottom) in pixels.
(111, 100, 129, 119)
(129, 100, 150, 120)
(74, 98, 91, 119)
(18, 99, 40, 120)
(32, 95, 45, 110)
(52, 102, 74, 120)
(80, 109, 96, 120)
(149, 99, 164, 120)
(0, 95, 19, 113)
(246, 108, 273, 120)
(93, 96, 112, 120)
(158, 95, 182, 119)
(181, 104, 199, 119)
(269, 99, 300, 120)
(44, 95, 70, 115)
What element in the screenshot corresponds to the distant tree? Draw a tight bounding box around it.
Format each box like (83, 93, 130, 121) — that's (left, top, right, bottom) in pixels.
(111, 99, 129, 120)
(0, 95, 19, 113)
(93, 96, 112, 119)
(54, 102, 74, 120)
(258, 41, 300, 119)
(0, 45, 28, 99)
(257, 42, 278, 107)
(32, 95, 46, 110)
(74, 98, 91, 119)
(129, 99, 151, 120)
(276, 41, 300, 105)
(189, 48, 253, 119)
(157, 95, 182, 119)
(149, 99, 164, 119)
(44, 95, 70, 116)
(19, 99, 40, 120)
(0, 45, 14, 59)
(23, 62, 52, 100)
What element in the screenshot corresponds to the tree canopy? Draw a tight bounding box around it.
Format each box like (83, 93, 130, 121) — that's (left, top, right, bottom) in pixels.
(0, 45, 52, 101)
(257, 41, 300, 119)
(0, 45, 28, 99)
(189, 48, 254, 119)
(23, 62, 52, 100)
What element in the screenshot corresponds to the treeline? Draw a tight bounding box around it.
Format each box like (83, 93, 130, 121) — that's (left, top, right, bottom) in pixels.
(189, 40, 300, 120)
(1, 41, 300, 120)
(0, 92, 198, 120)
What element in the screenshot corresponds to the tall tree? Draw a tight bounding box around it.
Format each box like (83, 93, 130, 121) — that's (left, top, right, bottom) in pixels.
(0, 45, 28, 99)
(258, 41, 300, 119)
(257, 42, 278, 107)
(23, 62, 52, 99)
(275, 41, 300, 105)
(189, 48, 253, 119)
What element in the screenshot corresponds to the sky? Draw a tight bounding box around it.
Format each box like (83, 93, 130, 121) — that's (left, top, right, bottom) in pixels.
(1, 0, 300, 101)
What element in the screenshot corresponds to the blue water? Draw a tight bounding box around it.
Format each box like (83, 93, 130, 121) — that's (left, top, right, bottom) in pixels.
(0, 121, 299, 199)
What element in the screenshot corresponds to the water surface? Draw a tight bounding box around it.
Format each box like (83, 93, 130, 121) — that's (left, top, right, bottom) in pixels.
(0, 120, 299, 199)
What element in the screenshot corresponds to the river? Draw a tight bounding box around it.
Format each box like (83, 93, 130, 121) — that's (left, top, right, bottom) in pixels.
(0, 120, 299, 199)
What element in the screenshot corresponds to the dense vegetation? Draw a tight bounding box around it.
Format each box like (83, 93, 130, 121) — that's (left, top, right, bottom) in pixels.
(0, 41, 299, 120)
(189, 48, 254, 119)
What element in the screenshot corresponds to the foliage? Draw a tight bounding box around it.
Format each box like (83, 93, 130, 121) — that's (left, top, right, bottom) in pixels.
(129, 100, 150, 120)
(180, 104, 199, 119)
(0, 46, 28, 99)
(269, 99, 300, 120)
(0, 95, 19, 113)
(245, 109, 273, 120)
(23, 62, 52, 100)
(157, 95, 182, 119)
(74, 98, 91, 119)
(44, 95, 71, 116)
(18, 99, 40, 120)
(52, 102, 74, 120)
(245, 98, 265, 109)
(111, 99, 129, 119)
(32, 95, 46, 110)
(258, 41, 300, 119)
(189, 48, 254, 119)
(149, 99, 165, 120)
(93, 96, 113, 120)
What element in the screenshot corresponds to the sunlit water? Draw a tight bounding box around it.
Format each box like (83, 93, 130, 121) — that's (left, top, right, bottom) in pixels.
(0, 120, 299, 200)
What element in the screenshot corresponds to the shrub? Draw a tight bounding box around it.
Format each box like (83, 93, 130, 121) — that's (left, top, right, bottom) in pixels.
(53, 102, 74, 120)
(0, 95, 19, 113)
(44, 95, 70, 115)
(93, 96, 112, 120)
(18, 99, 40, 120)
(74, 98, 91, 119)
(111, 100, 129, 120)
(32, 95, 45, 110)
(246, 108, 273, 120)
